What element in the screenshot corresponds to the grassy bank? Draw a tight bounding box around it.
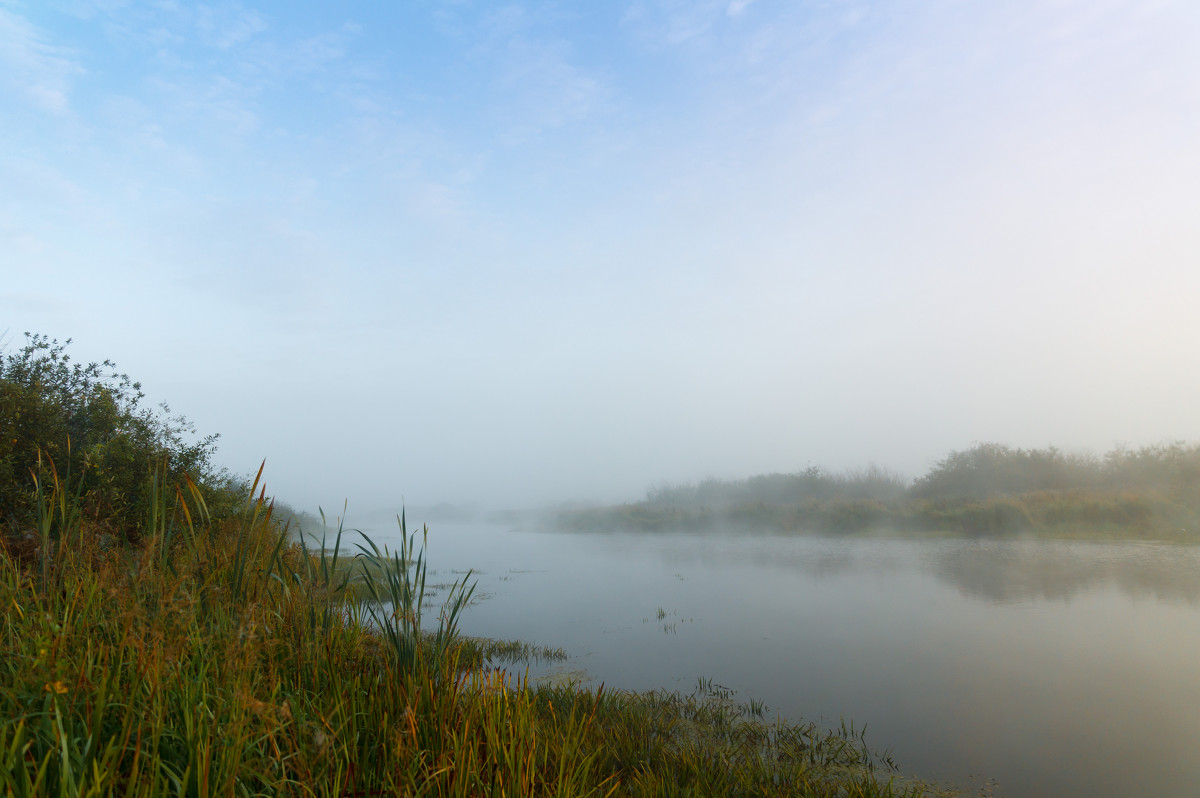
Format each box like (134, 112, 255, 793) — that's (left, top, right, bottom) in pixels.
(0, 470, 935, 796)
(0, 335, 938, 796)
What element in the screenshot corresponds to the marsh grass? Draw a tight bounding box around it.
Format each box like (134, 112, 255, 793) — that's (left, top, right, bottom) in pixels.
(1, 461, 939, 797)
(459, 637, 569, 666)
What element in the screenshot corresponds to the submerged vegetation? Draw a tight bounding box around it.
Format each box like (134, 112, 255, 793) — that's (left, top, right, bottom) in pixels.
(0, 335, 937, 795)
(560, 444, 1200, 540)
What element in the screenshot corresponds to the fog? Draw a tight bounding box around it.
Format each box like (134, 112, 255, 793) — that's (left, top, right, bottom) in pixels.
(3, 2, 1199, 512)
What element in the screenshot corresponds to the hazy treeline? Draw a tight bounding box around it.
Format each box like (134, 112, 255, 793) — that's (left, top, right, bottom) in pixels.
(911, 442, 1200, 500)
(646, 464, 909, 507)
(562, 442, 1200, 539)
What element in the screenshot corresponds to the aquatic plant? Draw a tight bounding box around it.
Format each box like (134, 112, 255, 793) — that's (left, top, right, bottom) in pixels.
(0, 334, 942, 793)
(0, 467, 935, 796)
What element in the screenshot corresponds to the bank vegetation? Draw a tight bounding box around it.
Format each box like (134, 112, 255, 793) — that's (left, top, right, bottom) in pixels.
(560, 444, 1200, 540)
(1, 334, 936, 796)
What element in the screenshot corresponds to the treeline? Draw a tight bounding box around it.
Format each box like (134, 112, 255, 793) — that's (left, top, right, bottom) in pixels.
(912, 442, 1200, 500)
(645, 464, 909, 507)
(560, 443, 1200, 539)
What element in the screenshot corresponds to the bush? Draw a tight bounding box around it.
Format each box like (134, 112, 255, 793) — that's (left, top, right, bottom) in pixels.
(910, 443, 1104, 500)
(916, 497, 1034, 535)
(0, 333, 239, 538)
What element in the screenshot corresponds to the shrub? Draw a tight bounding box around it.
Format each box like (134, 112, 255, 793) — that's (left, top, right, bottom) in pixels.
(910, 443, 1104, 500)
(0, 333, 239, 538)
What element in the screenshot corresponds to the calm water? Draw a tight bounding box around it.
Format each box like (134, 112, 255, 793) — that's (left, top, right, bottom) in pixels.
(354, 518, 1200, 798)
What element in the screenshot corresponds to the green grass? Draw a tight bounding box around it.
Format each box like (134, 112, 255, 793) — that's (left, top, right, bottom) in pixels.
(458, 637, 570, 666)
(0, 462, 942, 797)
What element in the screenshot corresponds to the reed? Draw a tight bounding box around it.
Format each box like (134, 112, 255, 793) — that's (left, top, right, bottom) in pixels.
(1, 333, 944, 794)
(354, 510, 476, 680)
(0, 465, 939, 796)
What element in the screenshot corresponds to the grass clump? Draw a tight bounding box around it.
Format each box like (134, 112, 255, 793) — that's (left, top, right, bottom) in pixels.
(0, 470, 935, 796)
(0, 332, 937, 796)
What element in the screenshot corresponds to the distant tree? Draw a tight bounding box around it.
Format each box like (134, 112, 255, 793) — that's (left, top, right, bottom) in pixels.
(910, 443, 1103, 500)
(834, 463, 910, 502)
(643, 463, 909, 509)
(1103, 442, 1200, 495)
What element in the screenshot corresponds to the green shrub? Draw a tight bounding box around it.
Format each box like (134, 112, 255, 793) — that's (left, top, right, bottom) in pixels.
(916, 497, 1033, 535)
(0, 333, 240, 539)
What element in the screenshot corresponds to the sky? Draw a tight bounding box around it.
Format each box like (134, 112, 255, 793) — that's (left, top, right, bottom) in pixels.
(3, 0, 1199, 512)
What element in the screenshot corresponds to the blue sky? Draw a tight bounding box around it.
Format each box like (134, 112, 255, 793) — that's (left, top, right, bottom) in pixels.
(4, 0, 1200, 510)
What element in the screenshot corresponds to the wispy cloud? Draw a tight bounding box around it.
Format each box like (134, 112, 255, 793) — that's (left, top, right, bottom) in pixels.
(0, 8, 83, 113)
(143, 72, 262, 141)
(434, 6, 614, 146)
(240, 21, 360, 81)
(196, 3, 268, 50)
(4, 0, 1199, 506)
(621, 0, 725, 48)
(725, 0, 754, 18)
(491, 36, 608, 140)
(0, 153, 86, 209)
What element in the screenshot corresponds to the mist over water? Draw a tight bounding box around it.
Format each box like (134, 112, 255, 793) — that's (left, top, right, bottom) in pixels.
(7, 3, 1200, 794)
(930, 540, 1200, 605)
(350, 517, 1200, 798)
(6, 3, 1200, 511)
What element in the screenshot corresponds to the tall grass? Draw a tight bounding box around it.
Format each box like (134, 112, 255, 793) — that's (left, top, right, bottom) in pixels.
(0, 462, 937, 796)
(356, 511, 476, 680)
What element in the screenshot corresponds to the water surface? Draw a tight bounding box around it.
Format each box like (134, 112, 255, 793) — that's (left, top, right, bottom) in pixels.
(355, 519, 1200, 798)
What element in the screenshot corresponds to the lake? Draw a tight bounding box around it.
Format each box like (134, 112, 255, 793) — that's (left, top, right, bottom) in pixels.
(351, 517, 1200, 798)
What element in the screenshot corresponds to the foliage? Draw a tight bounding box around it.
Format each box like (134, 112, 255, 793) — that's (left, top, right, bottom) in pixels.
(646, 465, 909, 508)
(1102, 441, 1200, 495)
(0, 333, 240, 539)
(563, 442, 1200, 540)
(912, 441, 1200, 501)
(0, 469, 932, 796)
(913, 496, 1034, 535)
(0, 330, 940, 793)
(911, 444, 1099, 500)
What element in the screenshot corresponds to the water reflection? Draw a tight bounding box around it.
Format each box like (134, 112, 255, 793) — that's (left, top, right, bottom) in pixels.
(928, 541, 1200, 605)
(627, 530, 1200, 606)
(359, 520, 1200, 798)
